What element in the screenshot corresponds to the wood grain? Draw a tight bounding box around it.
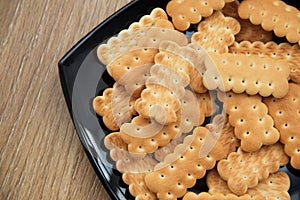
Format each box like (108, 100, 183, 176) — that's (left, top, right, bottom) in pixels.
(0, 0, 130, 199)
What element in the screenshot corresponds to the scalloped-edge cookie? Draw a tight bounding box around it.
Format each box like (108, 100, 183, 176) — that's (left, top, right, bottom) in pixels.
(166, 0, 235, 31)
(217, 143, 289, 195)
(229, 41, 300, 83)
(222, 92, 280, 152)
(191, 11, 240, 53)
(144, 127, 224, 200)
(104, 132, 157, 173)
(93, 84, 137, 131)
(203, 52, 290, 98)
(183, 192, 263, 200)
(122, 172, 157, 200)
(263, 83, 300, 170)
(238, 0, 300, 45)
(221, 0, 273, 43)
(207, 170, 291, 200)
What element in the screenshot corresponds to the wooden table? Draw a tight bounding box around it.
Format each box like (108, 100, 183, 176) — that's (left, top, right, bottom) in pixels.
(0, 0, 130, 199)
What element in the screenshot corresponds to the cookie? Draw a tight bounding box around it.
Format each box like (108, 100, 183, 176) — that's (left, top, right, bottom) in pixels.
(222, 92, 280, 152)
(238, 0, 300, 45)
(217, 143, 289, 195)
(191, 11, 241, 53)
(207, 170, 290, 200)
(98, 27, 188, 65)
(104, 132, 157, 173)
(205, 115, 239, 159)
(263, 83, 300, 170)
(183, 192, 263, 200)
(128, 8, 174, 30)
(120, 115, 180, 154)
(144, 127, 224, 200)
(229, 41, 300, 83)
(154, 136, 184, 162)
(122, 172, 157, 200)
(134, 84, 182, 125)
(197, 92, 217, 123)
(93, 84, 137, 131)
(203, 52, 290, 98)
(166, 0, 235, 31)
(221, 0, 273, 43)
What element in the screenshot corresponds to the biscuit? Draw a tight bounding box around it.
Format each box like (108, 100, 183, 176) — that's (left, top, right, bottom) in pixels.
(207, 170, 290, 200)
(263, 83, 300, 170)
(238, 0, 300, 45)
(191, 11, 241, 53)
(229, 41, 300, 83)
(166, 0, 235, 31)
(107, 48, 157, 83)
(93, 84, 137, 131)
(207, 169, 232, 195)
(104, 132, 157, 173)
(98, 27, 188, 65)
(197, 92, 217, 121)
(128, 8, 174, 30)
(134, 84, 182, 125)
(122, 172, 157, 200)
(120, 115, 180, 154)
(217, 143, 289, 195)
(183, 192, 263, 200)
(154, 136, 184, 162)
(221, 1, 273, 43)
(222, 92, 280, 152)
(205, 115, 239, 159)
(144, 127, 224, 200)
(203, 52, 290, 98)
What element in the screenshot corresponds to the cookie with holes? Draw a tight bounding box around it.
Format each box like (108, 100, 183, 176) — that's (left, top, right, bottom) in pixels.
(104, 132, 157, 173)
(217, 143, 289, 195)
(221, 92, 280, 152)
(120, 115, 181, 154)
(122, 172, 157, 200)
(197, 92, 217, 125)
(93, 84, 137, 131)
(128, 7, 174, 31)
(191, 11, 240, 53)
(183, 192, 263, 200)
(166, 0, 235, 31)
(238, 0, 300, 45)
(203, 52, 290, 98)
(229, 41, 300, 83)
(221, 0, 273, 43)
(205, 115, 239, 160)
(144, 127, 224, 200)
(206, 169, 290, 200)
(98, 27, 188, 66)
(263, 83, 300, 170)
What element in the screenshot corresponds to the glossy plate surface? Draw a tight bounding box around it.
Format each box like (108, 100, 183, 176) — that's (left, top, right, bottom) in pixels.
(58, 0, 300, 199)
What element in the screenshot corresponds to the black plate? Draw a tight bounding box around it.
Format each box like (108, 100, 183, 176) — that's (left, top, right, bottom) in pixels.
(58, 0, 300, 199)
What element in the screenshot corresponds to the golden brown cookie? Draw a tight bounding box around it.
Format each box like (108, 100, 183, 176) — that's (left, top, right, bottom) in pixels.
(223, 92, 280, 152)
(207, 170, 290, 200)
(238, 0, 300, 45)
(203, 52, 290, 98)
(217, 143, 289, 195)
(122, 172, 157, 200)
(183, 192, 263, 200)
(191, 11, 241, 53)
(93, 84, 137, 131)
(120, 115, 180, 154)
(229, 41, 300, 83)
(263, 83, 300, 169)
(166, 0, 234, 31)
(104, 132, 157, 173)
(144, 127, 224, 200)
(221, 0, 273, 43)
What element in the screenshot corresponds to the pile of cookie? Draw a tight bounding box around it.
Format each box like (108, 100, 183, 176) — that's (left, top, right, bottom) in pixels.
(93, 0, 300, 199)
